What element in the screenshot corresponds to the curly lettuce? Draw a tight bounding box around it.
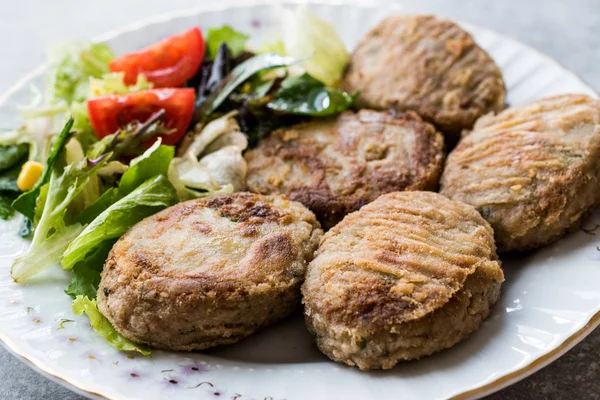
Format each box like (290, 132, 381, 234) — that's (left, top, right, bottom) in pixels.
(47, 42, 115, 105)
(10, 146, 107, 282)
(11, 113, 173, 282)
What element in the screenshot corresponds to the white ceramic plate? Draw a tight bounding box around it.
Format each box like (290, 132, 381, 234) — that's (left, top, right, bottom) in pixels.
(1, 2, 599, 400)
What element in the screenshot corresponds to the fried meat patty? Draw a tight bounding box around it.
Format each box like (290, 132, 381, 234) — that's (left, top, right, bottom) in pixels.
(441, 94, 600, 252)
(302, 191, 504, 370)
(342, 15, 506, 135)
(97, 192, 323, 351)
(245, 110, 444, 229)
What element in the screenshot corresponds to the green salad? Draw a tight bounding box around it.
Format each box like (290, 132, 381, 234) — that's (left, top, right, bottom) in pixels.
(1, 6, 355, 353)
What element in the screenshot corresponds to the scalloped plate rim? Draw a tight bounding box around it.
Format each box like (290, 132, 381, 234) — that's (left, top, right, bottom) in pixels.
(0, 2, 598, 400)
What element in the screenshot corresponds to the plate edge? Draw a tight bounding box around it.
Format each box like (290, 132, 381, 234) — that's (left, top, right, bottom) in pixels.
(0, 2, 598, 400)
(450, 310, 600, 400)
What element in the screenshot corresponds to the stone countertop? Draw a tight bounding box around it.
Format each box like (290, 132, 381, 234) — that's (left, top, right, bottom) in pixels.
(0, 0, 599, 399)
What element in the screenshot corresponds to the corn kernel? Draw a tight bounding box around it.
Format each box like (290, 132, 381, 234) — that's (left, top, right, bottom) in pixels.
(17, 161, 44, 191)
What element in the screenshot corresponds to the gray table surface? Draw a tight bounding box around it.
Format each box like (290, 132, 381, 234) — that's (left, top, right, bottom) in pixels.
(1, 0, 599, 399)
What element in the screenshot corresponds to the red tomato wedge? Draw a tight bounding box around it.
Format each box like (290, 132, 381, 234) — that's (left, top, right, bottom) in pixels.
(87, 88, 195, 146)
(109, 27, 205, 88)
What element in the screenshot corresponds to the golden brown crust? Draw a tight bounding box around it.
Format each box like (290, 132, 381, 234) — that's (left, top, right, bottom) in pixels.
(98, 192, 323, 351)
(441, 94, 600, 252)
(342, 14, 506, 135)
(305, 261, 502, 370)
(245, 110, 445, 229)
(302, 191, 503, 369)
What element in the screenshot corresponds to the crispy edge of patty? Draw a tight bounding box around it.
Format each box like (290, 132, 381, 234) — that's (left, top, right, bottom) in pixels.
(245, 110, 445, 229)
(97, 192, 323, 351)
(342, 14, 506, 135)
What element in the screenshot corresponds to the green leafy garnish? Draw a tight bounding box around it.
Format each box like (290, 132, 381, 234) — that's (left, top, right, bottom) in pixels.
(0, 174, 22, 220)
(118, 140, 173, 194)
(76, 139, 174, 225)
(65, 240, 115, 299)
(88, 72, 152, 98)
(12, 117, 74, 221)
(0, 196, 14, 220)
(63, 142, 175, 297)
(56, 319, 74, 330)
(72, 296, 150, 355)
(280, 5, 349, 86)
(47, 42, 115, 105)
(70, 101, 97, 152)
(62, 175, 176, 271)
(195, 53, 301, 122)
(206, 26, 249, 59)
(10, 147, 107, 282)
(267, 73, 357, 116)
(11, 112, 172, 282)
(0, 144, 29, 220)
(0, 144, 29, 171)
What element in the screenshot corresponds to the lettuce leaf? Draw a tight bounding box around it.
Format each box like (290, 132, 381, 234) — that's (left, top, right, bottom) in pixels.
(10, 151, 107, 282)
(0, 160, 27, 220)
(11, 114, 175, 282)
(72, 296, 150, 355)
(70, 101, 98, 152)
(194, 52, 300, 122)
(118, 140, 173, 194)
(75, 188, 119, 225)
(0, 144, 29, 172)
(76, 140, 174, 225)
(267, 73, 357, 116)
(206, 26, 249, 59)
(0, 144, 29, 219)
(14, 42, 113, 166)
(47, 42, 115, 105)
(280, 6, 349, 86)
(12, 117, 74, 221)
(0, 197, 14, 219)
(65, 168, 176, 299)
(65, 240, 114, 299)
(62, 174, 177, 271)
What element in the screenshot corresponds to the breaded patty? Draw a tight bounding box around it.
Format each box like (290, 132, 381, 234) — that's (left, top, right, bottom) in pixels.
(245, 110, 444, 229)
(302, 191, 503, 370)
(441, 94, 600, 252)
(97, 192, 322, 351)
(342, 15, 506, 135)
